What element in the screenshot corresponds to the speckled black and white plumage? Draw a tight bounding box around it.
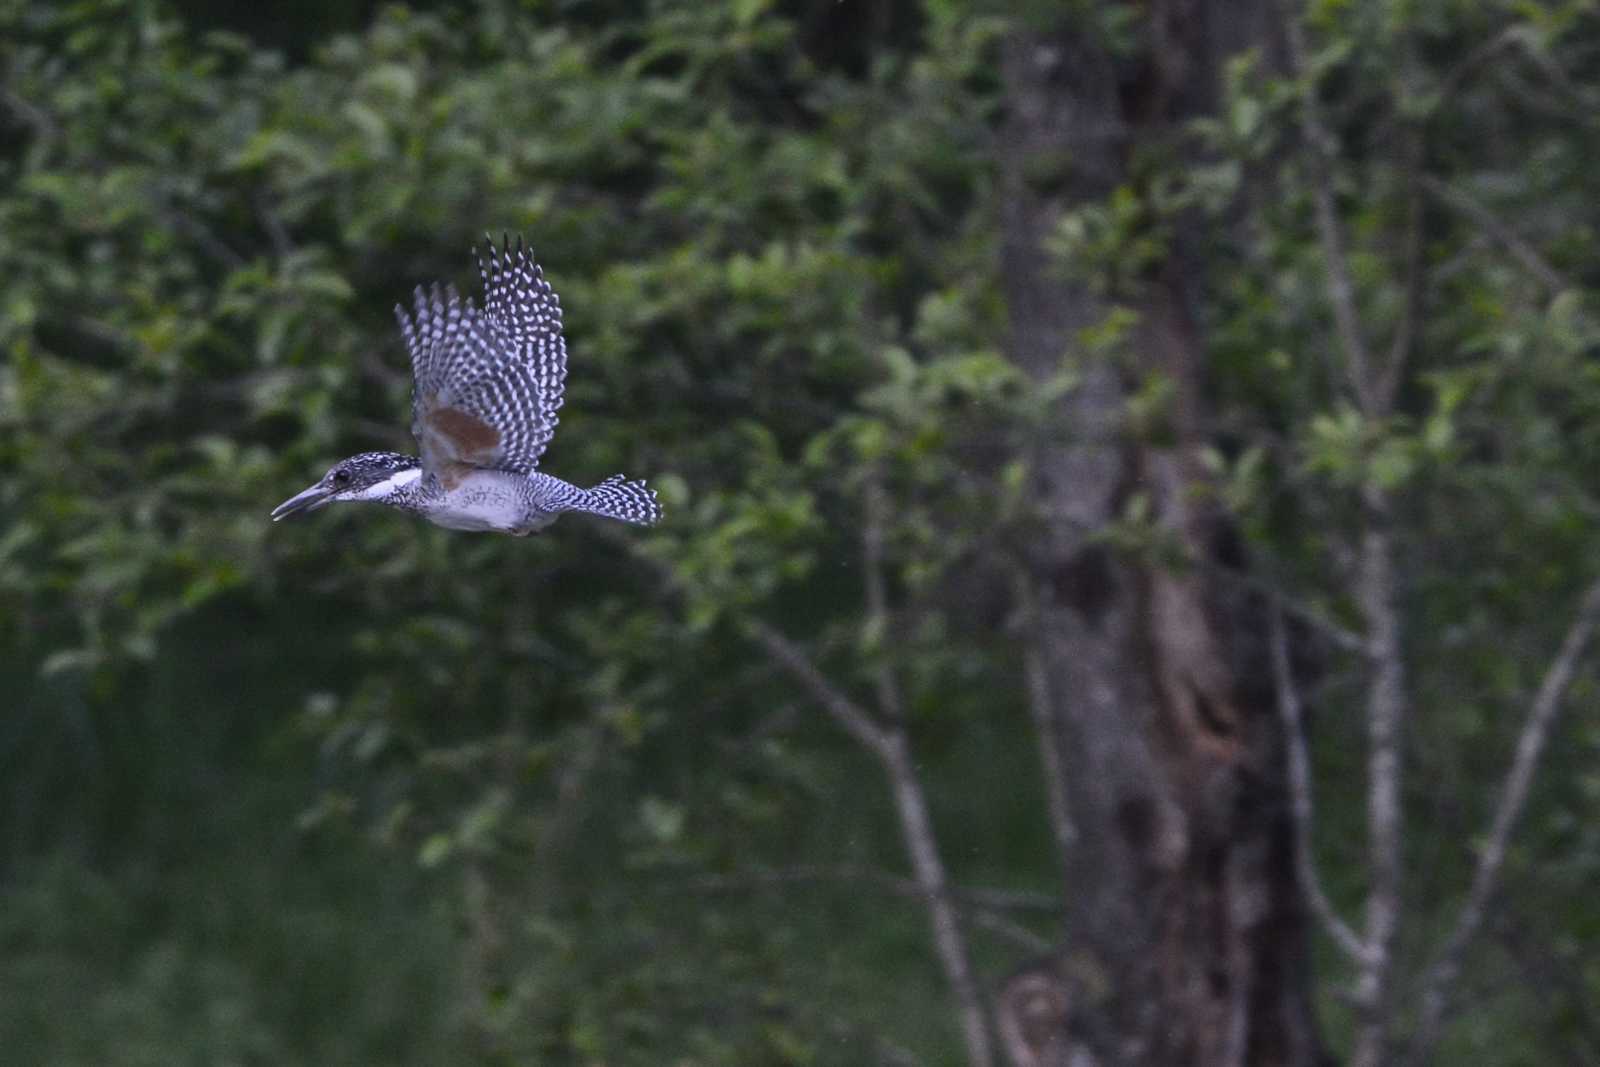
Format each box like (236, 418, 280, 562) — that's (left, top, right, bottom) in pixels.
(411, 468, 663, 535)
(272, 235, 661, 535)
(398, 236, 570, 477)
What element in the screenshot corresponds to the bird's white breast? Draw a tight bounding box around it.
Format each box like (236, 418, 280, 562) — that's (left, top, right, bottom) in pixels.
(425, 470, 529, 533)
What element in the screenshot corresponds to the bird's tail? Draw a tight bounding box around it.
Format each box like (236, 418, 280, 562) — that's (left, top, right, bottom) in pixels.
(577, 474, 663, 526)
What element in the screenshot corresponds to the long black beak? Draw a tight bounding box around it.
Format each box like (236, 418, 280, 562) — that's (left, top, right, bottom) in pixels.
(271, 482, 336, 521)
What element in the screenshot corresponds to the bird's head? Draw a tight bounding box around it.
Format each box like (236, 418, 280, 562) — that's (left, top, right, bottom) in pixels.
(270, 452, 423, 521)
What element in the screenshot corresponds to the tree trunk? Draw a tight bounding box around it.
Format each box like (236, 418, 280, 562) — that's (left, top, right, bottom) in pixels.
(996, 6, 1326, 1065)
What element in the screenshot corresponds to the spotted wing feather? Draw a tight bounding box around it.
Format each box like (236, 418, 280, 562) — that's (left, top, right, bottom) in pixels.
(396, 283, 503, 480)
(395, 237, 569, 480)
(478, 234, 568, 442)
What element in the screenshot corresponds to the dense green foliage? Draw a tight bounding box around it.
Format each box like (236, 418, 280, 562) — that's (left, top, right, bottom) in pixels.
(4, 0, 1600, 1063)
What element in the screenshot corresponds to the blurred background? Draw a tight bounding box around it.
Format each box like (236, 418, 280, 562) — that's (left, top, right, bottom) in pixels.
(4, 1, 1600, 1064)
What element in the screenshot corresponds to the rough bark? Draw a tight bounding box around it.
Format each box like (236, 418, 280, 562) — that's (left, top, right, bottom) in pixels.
(998, 6, 1325, 1065)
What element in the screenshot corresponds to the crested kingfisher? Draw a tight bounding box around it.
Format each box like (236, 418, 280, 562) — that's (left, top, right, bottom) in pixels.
(272, 236, 662, 535)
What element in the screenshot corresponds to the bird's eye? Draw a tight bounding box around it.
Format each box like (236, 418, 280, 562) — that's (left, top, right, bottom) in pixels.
(332, 468, 351, 485)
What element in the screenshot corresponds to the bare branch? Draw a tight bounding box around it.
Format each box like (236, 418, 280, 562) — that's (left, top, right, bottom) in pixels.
(863, 473, 904, 723)
(1420, 175, 1572, 295)
(969, 908, 1053, 956)
(531, 716, 608, 874)
(614, 528, 994, 1067)
(1011, 570, 1078, 883)
(1493, 61, 1578, 120)
(1350, 509, 1407, 1067)
(678, 864, 1058, 914)
(1379, 119, 1424, 409)
(1047, 453, 1369, 657)
(689, 867, 1056, 955)
(1509, 29, 1597, 110)
(0, 87, 59, 142)
(1269, 607, 1368, 963)
(35, 316, 137, 361)
(1280, 6, 1379, 414)
(960, 884, 1063, 914)
(1202, 558, 1367, 656)
(748, 636, 995, 1067)
(1408, 576, 1600, 1064)
(1358, 87, 1422, 1056)
(159, 204, 246, 271)
(1433, 25, 1523, 110)
(1282, 9, 1412, 1061)
(1023, 637, 1078, 863)
(254, 190, 296, 261)
(747, 621, 891, 759)
(820, 1014, 930, 1067)
(880, 724, 997, 1067)
(604, 527, 894, 758)
(1363, 25, 1520, 152)
(856, 473, 994, 1067)
(1490, 914, 1600, 1065)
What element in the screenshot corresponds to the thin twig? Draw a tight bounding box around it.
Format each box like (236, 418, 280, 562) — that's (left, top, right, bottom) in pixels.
(1432, 25, 1523, 112)
(1408, 576, 1600, 1065)
(1281, 6, 1378, 414)
(969, 909, 1053, 956)
(603, 527, 890, 761)
(1363, 24, 1521, 150)
(615, 528, 995, 1067)
(1022, 633, 1078, 864)
(1420, 175, 1571, 295)
(1511, 30, 1596, 109)
(747, 622, 891, 759)
(863, 472, 904, 724)
(820, 1014, 930, 1067)
(746, 633, 996, 1067)
(854, 478, 995, 1067)
(39, 316, 136, 359)
(0, 87, 59, 142)
(1489, 913, 1600, 1065)
(879, 712, 996, 1067)
(159, 204, 246, 270)
(254, 190, 296, 261)
(960, 884, 1062, 913)
(1494, 62, 1577, 120)
(1202, 558, 1367, 655)
(604, 526, 889, 760)
(1269, 607, 1368, 963)
(530, 715, 607, 874)
(1047, 487, 1370, 657)
(1007, 571, 1079, 918)
(1379, 116, 1424, 409)
(1349, 505, 1407, 1067)
(1282, 8, 1411, 1061)
(683, 866, 1054, 961)
(679, 865, 1058, 913)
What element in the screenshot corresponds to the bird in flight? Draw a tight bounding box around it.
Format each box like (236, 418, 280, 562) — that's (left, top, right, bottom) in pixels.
(272, 236, 661, 535)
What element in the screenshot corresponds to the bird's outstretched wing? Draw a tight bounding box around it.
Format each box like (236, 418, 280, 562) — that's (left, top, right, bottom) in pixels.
(396, 237, 569, 482)
(478, 235, 568, 428)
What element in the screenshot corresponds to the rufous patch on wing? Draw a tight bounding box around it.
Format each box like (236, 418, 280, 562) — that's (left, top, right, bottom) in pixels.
(426, 406, 500, 463)
(436, 461, 474, 491)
